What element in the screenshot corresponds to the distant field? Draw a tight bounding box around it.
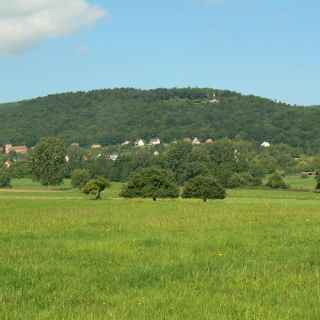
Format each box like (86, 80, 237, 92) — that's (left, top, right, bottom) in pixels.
(11, 178, 73, 190)
(0, 179, 320, 319)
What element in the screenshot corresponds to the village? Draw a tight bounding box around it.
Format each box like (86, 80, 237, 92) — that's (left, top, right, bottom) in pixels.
(0, 137, 217, 167)
(0, 138, 274, 162)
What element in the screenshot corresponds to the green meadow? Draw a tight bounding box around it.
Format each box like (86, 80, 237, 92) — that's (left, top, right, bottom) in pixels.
(0, 178, 320, 319)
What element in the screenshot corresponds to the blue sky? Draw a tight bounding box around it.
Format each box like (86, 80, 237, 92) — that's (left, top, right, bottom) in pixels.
(1, 0, 319, 105)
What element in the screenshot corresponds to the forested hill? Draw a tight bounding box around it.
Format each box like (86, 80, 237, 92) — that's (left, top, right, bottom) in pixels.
(0, 88, 319, 152)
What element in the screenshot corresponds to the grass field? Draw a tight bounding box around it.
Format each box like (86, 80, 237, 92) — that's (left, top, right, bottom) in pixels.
(0, 179, 320, 319)
(284, 175, 317, 191)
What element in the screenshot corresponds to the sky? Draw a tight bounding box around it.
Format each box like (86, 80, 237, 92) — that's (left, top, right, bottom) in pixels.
(0, 0, 319, 105)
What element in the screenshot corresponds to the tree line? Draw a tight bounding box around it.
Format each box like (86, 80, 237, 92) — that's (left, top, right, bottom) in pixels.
(2, 136, 319, 199)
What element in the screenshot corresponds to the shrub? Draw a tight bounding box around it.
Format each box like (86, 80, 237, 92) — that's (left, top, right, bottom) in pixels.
(315, 175, 320, 191)
(82, 177, 110, 200)
(266, 172, 288, 189)
(71, 169, 91, 189)
(240, 172, 263, 187)
(9, 161, 32, 179)
(0, 169, 11, 188)
(182, 175, 226, 202)
(227, 173, 245, 188)
(120, 168, 179, 201)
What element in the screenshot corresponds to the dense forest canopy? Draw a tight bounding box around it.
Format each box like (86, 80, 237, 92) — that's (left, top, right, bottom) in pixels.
(0, 87, 319, 153)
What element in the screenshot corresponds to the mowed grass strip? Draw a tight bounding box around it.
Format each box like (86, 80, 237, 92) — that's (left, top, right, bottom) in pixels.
(0, 185, 320, 319)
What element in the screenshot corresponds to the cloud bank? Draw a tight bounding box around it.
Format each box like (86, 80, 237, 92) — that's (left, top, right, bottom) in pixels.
(0, 0, 107, 54)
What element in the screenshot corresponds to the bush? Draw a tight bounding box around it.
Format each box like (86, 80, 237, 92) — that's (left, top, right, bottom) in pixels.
(182, 175, 226, 202)
(120, 168, 179, 200)
(315, 175, 320, 191)
(82, 177, 110, 200)
(240, 172, 263, 187)
(0, 169, 11, 188)
(227, 173, 246, 188)
(9, 161, 32, 179)
(71, 169, 91, 189)
(266, 172, 288, 189)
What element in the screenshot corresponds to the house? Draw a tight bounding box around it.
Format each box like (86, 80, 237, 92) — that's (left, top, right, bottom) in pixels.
(65, 155, 70, 163)
(109, 154, 119, 161)
(208, 92, 219, 104)
(205, 138, 215, 144)
(91, 144, 102, 149)
(154, 151, 160, 156)
(3, 144, 28, 155)
(3, 144, 12, 154)
(70, 143, 80, 148)
(261, 141, 271, 148)
(192, 138, 201, 145)
(183, 138, 192, 143)
(149, 138, 161, 146)
(135, 139, 145, 147)
(121, 141, 131, 146)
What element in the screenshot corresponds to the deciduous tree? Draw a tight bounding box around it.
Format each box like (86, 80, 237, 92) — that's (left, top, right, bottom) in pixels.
(31, 137, 66, 185)
(120, 168, 179, 201)
(182, 175, 226, 202)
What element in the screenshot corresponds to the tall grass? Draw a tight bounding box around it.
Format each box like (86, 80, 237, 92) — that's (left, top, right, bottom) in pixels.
(0, 181, 320, 319)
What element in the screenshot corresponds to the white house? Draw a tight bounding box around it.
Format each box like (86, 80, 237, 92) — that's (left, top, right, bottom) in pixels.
(135, 139, 145, 147)
(4, 144, 12, 154)
(261, 141, 271, 148)
(205, 138, 215, 144)
(91, 144, 102, 149)
(209, 92, 219, 104)
(109, 154, 119, 161)
(192, 138, 201, 145)
(149, 138, 161, 146)
(70, 143, 80, 148)
(154, 151, 160, 156)
(121, 141, 131, 146)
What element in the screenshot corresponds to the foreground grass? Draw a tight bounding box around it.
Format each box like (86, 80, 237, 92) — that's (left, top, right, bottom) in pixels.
(0, 183, 320, 319)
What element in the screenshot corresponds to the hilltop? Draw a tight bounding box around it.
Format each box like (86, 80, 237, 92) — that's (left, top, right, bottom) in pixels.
(0, 88, 319, 152)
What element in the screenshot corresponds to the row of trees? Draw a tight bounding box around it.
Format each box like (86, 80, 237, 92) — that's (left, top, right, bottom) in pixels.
(2, 136, 318, 183)
(28, 137, 266, 188)
(0, 137, 318, 198)
(71, 167, 226, 202)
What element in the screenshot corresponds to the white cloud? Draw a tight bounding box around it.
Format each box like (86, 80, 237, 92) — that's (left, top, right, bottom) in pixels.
(0, 0, 107, 54)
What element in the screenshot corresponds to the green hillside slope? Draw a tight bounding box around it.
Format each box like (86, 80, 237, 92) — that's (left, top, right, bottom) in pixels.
(0, 88, 319, 152)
